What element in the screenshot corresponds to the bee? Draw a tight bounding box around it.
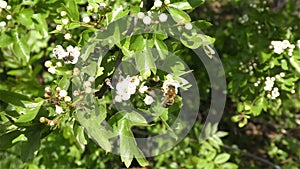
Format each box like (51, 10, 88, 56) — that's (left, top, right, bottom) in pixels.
(162, 85, 177, 108)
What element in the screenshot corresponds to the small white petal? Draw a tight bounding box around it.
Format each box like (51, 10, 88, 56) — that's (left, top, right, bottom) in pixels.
(60, 11, 67, 17)
(59, 90, 68, 98)
(55, 105, 63, 114)
(143, 16, 151, 25)
(144, 95, 154, 105)
(44, 60, 52, 68)
(159, 13, 168, 22)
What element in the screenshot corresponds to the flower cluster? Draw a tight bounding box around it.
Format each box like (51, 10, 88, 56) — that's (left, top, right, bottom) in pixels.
(115, 76, 140, 102)
(238, 60, 257, 76)
(0, 0, 12, 28)
(44, 86, 72, 115)
(162, 74, 180, 94)
(270, 40, 296, 56)
(263, 76, 281, 99)
(44, 60, 63, 74)
(153, 0, 170, 8)
(52, 45, 80, 64)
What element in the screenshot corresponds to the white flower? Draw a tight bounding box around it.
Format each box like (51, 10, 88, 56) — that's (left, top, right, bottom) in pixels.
(115, 94, 122, 102)
(154, 0, 163, 8)
(88, 76, 95, 82)
(271, 87, 280, 99)
(44, 60, 52, 68)
(85, 87, 92, 94)
(53, 45, 68, 59)
(99, 2, 106, 10)
(271, 41, 285, 54)
(139, 85, 148, 94)
(87, 5, 93, 11)
(56, 87, 61, 92)
(84, 81, 92, 88)
(185, 23, 193, 30)
(64, 96, 72, 102)
(144, 95, 154, 105)
(130, 76, 140, 86)
(282, 40, 290, 49)
(297, 40, 300, 49)
(59, 90, 68, 98)
(60, 11, 67, 17)
(56, 25, 63, 31)
(280, 72, 285, 77)
(263, 77, 274, 91)
(137, 12, 145, 19)
(82, 16, 91, 23)
(73, 90, 80, 96)
(45, 86, 52, 93)
(0, 21, 6, 27)
(6, 15, 12, 20)
(6, 5, 11, 10)
(159, 13, 168, 22)
(64, 33, 72, 40)
(65, 45, 80, 64)
(115, 76, 139, 101)
(143, 16, 151, 25)
(0, 1, 7, 9)
(61, 18, 69, 25)
(164, 0, 170, 5)
(73, 67, 80, 76)
(55, 105, 63, 114)
(56, 62, 62, 67)
(48, 66, 56, 74)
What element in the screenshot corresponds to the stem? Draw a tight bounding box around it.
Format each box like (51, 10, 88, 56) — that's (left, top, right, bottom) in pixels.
(222, 144, 282, 169)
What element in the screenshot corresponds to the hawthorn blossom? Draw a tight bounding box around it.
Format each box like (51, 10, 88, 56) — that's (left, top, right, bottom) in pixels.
(55, 105, 63, 114)
(271, 87, 280, 99)
(144, 95, 154, 105)
(263, 77, 274, 91)
(143, 16, 151, 25)
(154, 0, 162, 8)
(159, 13, 168, 22)
(115, 76, 140, 102)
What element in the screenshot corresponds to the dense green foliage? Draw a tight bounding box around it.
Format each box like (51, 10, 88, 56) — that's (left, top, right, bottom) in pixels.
(0, 0, 299, 168)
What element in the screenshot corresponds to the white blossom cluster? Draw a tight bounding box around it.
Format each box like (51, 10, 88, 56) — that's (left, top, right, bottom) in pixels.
(153, 0, 170, 8)
(238, 14, 249, 24)
(238, 60, 257, 76)
(0, 1, 12, 28)
(162, 74, 180, 94)
(44, 86, 72, 115)
(270, 40, 296, 56)
(52, 45, 80, 64)
(44, 60, 63, 74)
(114, 75, 155, 105)
(115, 76, 140, 102)
(263, 76, 281, 99)
(55, 10, 73, 40)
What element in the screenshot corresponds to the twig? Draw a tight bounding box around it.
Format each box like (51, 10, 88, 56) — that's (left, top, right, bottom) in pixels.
(222, 144, 282, 169)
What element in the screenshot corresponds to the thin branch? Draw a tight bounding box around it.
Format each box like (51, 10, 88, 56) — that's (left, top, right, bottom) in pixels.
(222, 144, 282, 169)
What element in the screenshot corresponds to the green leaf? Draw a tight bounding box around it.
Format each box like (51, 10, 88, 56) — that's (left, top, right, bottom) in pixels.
(169, 2, 193, 10)
(32, 13, 49, 38)
(12, 31, 30, 65)
(76, 101, 112, 152)
(21, 128, 42, 162)
(129, 35, 145, 51)
(119, 118, 148, 168)
(188, 0, 205, 8)
(281, 59, 288, 70)
(154, 38, 168, 60)
(259, 52, 271, 63)
(18, 8, 34, 28)
(167, 7, 191, 23)
(0, 130, 22, 150)
(58, 76, 71, 90)
(135, 49, 157, 79)
(221, 162, 239, 169)
(193, 20, 213, 30)
(214, 153, 230, 164)
(0, 31, 13, 47)
(12, 134, 28, 144)
(252, 97, 267, 116)
(15, 98, 44, 123)
(0, 90, 30, 107)
(64, 0, 79, 21)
